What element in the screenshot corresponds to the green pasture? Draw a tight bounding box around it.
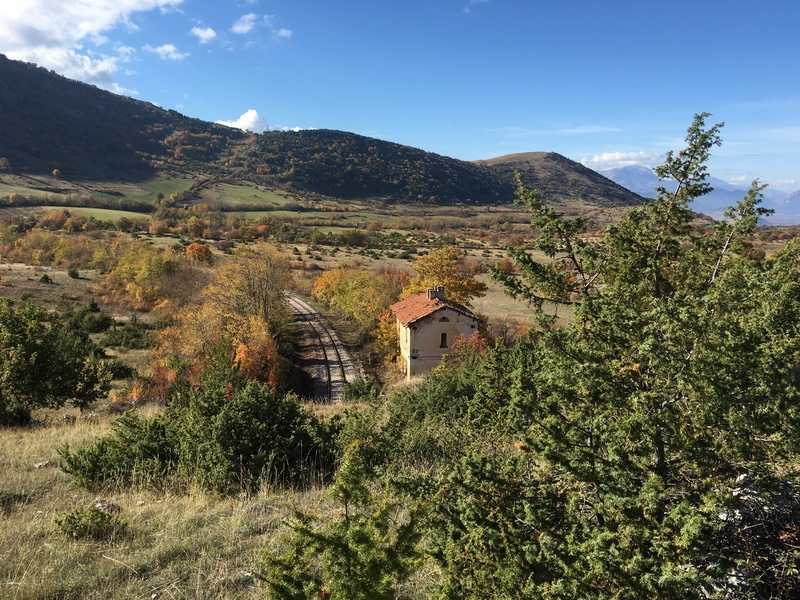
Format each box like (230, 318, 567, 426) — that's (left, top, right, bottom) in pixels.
(137, 178, 194, 200)
(0, 182, 42, 198)
(211, 183, 295, 207)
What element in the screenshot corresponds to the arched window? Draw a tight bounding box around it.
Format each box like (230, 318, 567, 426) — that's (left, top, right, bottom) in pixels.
(440, 333, 448, 348)
(438, 316, 449, 322)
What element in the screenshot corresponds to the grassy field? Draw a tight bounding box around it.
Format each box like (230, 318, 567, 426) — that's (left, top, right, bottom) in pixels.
(136, 178, 194, 200)
(0, 408, 332, 599)
(210, 183, 295, 207)
(0, 175, 194, 204)
(0, 182, 43, 197)
(0, 263, 105, 311)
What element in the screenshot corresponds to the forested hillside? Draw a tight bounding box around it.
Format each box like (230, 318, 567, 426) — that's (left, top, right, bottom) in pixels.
(228, 128, 510, 203)
(0, 55, 246, 178)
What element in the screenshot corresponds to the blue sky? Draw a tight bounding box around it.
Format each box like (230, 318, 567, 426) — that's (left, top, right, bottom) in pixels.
(3, 0, 800, 192)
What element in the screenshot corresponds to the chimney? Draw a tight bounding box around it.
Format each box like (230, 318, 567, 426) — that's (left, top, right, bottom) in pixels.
(427, 285, 445, 301)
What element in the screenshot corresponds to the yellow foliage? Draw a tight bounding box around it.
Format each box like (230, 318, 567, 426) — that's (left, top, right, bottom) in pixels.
(313, 266, 404, 330)
(403, 246, 487, 306)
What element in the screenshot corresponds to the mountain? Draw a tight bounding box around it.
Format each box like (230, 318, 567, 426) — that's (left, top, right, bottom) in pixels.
(601, 165, 798, 223)
(0, 53, 643, 208)
(597, 165, 661, 198)
(477, 152, 645, 207)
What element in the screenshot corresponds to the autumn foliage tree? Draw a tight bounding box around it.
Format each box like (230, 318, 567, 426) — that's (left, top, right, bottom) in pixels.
(313, 266, 407, 331)
(153, 242, 295, 390)
(403, 246, 487, 306)
(185, 242, 213, 263)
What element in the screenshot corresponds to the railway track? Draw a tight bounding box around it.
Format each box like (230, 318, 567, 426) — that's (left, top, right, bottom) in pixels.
(285, 293, 351, 400)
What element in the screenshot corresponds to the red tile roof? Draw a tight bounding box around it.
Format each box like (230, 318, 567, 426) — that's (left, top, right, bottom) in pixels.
(390, 292, 477, 327)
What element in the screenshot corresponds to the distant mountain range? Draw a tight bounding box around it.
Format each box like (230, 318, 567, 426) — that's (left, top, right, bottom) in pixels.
(0, 54, 643, 209)
(600, 165, 800, 225)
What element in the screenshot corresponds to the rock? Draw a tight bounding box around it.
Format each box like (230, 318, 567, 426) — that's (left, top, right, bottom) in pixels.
(94, 498, 121, 514)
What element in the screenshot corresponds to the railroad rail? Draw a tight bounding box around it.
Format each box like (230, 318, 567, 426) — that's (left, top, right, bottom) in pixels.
(285, 293, 350, 400)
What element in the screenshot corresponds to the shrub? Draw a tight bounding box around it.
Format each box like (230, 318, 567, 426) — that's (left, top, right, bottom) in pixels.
(171, 379, 338, 494)
(340, 377, 383, 403)
(54, 504, 128, 541)
(261, 443, 422, 599)
(58, 410, 178, 490)
(100, 315, 156, 350)
(64, 301, 114, 334)
(0, 300, 109, 426)
(103, 358, 137, 380)
(60, 352, 339, 495)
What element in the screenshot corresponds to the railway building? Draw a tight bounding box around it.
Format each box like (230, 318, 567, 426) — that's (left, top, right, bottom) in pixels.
(389, 285, 480, 380)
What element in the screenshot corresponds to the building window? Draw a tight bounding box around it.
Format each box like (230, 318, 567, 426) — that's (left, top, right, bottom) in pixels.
(440, 333, 448, 348)
(439, 316, 449, 322)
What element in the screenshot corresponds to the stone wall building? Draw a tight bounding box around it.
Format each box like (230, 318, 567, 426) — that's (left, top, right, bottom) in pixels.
(389, 285, 480, 380)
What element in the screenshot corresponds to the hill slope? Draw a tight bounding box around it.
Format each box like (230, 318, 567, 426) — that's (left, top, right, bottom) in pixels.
(0, 54, 246, 179)
(227, 128, 511, 204)
(0, 54, 644, 208)
(477, 152, 646, 207)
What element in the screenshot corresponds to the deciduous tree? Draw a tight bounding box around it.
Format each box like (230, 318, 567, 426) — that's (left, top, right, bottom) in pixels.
(0, 301, 109, 425)
(404, 246, 487, 306)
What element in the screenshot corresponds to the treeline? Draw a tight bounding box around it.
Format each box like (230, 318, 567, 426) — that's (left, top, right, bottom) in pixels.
(2, 192, 153, 214)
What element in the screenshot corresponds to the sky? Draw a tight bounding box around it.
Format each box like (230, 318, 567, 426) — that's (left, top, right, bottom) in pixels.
(2, 0, 799, 193)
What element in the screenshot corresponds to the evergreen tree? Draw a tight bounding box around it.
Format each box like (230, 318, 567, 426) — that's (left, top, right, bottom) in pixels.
(381, 114, 800, 598)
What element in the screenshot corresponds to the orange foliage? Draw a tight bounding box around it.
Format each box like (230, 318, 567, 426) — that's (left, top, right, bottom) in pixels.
(233, 331, 290, 390)
(149, 220, 169, 235)
(185, 242, 213, 263)
(450, 332, 489, 357)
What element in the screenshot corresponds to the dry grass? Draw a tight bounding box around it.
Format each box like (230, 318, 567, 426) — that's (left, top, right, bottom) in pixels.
(0, 410, 332, 600)
(0, 263, 105, 312)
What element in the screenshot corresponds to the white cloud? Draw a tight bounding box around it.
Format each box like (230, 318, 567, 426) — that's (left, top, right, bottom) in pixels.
(231, 13, 292, 39)
(143, 43, 188, 60)
(232, 13, 258, 34)
(190, 26, 216, 44)
(264, 15, 292, 39)
(464, 0, 490, 14)
(581, 151, 662, 171)
(117, 45, 136, 62)
(0, 0, 183, 88)
(216, 109, 302, 134)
